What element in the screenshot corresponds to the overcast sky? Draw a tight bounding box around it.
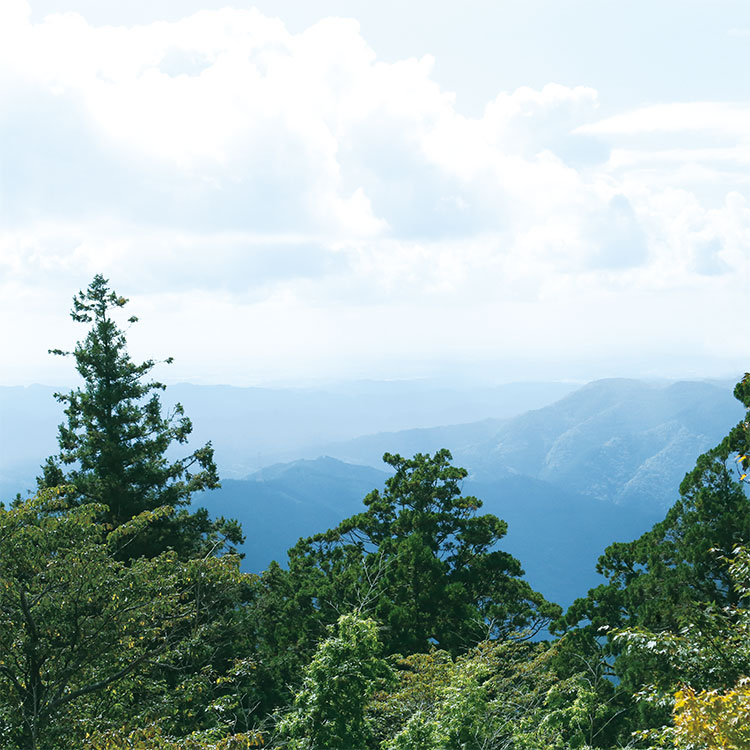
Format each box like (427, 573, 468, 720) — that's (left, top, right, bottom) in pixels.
(2, 0, 750, 386)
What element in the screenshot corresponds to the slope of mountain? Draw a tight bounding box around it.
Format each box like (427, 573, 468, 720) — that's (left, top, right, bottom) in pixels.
(198, 457, 389, 574)
(312, 379, 744, 510)
(0, 379, 576, 497)
(468, 378, 743, 507)
(298, 419, 506, 469)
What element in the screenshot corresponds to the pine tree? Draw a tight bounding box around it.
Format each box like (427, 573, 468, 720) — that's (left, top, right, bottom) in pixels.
(265, 450, 559, 661)
(554, 374, 750, 740)
(38, 274, 242, 558)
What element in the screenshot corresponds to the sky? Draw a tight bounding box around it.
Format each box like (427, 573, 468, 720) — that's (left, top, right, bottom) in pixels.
(2, 0, 750, 386)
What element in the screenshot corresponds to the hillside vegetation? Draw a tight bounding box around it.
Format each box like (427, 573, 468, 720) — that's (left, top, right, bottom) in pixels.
(2, 276, 749, 749)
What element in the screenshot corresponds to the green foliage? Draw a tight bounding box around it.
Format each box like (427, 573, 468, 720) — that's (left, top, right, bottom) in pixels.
(37, 274, 241, 559)
(276, 450, 560, 659)
(276, 613, 393, 750)
(559, 373, 750, 717)
(373, 648, 480, 750)
(522, 671, 621, 749)
(244, 560, 323, 718)
(87, 722, 263, 749)
(616, 546, 750, 749)
(373, 645, 502, 750)
(0, 487, 252, 749)
(370, 636, 621, 750)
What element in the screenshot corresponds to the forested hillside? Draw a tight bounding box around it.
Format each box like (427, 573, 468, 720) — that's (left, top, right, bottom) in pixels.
(3, 276, 750, 749)
(305, 377, 741, 507)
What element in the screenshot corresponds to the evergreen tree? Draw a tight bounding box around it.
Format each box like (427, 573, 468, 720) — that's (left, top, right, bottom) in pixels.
(555, 373, 750, 739)
(563, 449, 749, 638)
(257, 450, 559, 672)
(38, 275, 241, 558)
(615, 546, 750, 749)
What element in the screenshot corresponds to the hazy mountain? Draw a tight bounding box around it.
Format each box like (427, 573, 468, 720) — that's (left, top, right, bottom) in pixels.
(466, 378, 743, 508)
(310, 379, 744, 510)
(4, 377, 744, 610)
(198, 457, 389, 574)
(0, 385, 62, 499)
(298, 419, 506, 469)
(0, 379, 576, 498)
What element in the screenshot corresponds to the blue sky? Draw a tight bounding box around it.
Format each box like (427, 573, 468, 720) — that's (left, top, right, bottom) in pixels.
(2, 0, 750, 385)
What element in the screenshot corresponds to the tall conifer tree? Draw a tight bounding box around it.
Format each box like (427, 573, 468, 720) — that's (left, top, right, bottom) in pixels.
(38, 274, 241, 558)
(256, 450, 559, 670)
(556, 373, 750, 740)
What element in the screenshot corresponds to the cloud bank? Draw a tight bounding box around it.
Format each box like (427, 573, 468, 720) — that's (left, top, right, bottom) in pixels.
(2, 1, 749, 384)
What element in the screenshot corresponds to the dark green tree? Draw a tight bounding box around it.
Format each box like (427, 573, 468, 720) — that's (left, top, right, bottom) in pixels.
(0, 487, 252, 750)
(614, 546, 750, 749)
(37, 274, 241, 559)
(555, 373, 750, 738)
(563, 449, 750, 637)
(242, 560, 323, 718)
(255, 450, 559, 683)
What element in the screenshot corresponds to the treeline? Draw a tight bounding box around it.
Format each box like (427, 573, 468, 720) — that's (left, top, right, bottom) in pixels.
(1, 276, 750, 749)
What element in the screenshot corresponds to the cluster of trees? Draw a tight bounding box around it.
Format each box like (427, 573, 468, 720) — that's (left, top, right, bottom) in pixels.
(2, 275, 750, 748)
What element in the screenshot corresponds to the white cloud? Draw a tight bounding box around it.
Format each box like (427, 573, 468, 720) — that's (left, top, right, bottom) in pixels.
(0, 3, 606, 244)
(2, 2, 750, 384)
(577, 102, 750, 138)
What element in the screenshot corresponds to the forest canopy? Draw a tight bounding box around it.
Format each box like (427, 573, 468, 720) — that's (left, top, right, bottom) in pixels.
(2, 275, 749, 749)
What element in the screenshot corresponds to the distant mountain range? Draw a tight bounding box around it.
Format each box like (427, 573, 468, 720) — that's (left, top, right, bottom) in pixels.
(306, 378, 743, 509)
(2, 376, 745, 609)
(0, 379, 576, 497)
(194, 378, 744, 609)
